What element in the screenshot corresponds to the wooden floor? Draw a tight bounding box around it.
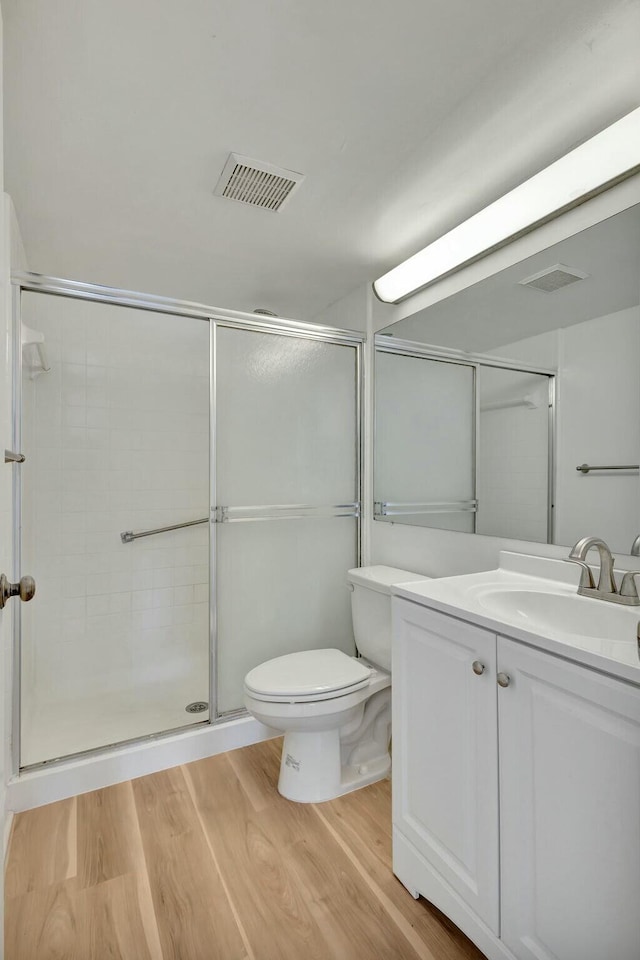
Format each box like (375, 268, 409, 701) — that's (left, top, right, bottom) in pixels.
(5, 738, 485, 960)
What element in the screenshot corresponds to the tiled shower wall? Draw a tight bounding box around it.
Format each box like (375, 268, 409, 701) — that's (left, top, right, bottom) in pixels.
(21, 293, 210, 762)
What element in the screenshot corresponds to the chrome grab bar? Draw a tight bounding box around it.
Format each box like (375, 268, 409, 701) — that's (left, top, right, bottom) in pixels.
(576, 463, 640, 474)
(121, 517, 208, 543)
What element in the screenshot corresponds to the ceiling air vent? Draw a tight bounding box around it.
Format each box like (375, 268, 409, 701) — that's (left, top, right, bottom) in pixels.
(214, 153, 304, 211)
(518, 263, 589, 293)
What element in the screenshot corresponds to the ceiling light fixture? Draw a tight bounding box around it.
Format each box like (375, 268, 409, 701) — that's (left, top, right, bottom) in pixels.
(373, 107, 640, 304)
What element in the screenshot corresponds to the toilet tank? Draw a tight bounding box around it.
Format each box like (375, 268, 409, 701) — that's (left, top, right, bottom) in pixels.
(347, 565, 431, 671)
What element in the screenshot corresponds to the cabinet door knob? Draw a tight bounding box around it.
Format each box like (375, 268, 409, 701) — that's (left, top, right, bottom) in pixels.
(472, 660, 485, 675)
(497, 672, 511, 688)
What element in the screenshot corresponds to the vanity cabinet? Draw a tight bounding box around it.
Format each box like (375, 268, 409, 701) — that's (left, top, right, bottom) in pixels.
(391, 601, 500, 933)
(392, 598, 640, 960)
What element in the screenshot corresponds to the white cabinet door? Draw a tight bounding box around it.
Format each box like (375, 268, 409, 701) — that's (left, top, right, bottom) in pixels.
(498, 637, 640, 960)
(392, 599, 500, 933)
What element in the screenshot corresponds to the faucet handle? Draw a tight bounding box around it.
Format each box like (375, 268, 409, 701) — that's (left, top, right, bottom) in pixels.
(620, 570, 640, 600)
(564, 557, 596, 590)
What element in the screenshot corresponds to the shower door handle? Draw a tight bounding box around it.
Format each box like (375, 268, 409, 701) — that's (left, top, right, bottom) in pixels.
(0, 574, 36, 609)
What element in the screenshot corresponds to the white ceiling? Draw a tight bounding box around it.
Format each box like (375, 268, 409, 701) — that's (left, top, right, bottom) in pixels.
(382, 203, 640, 351)
(3, 0, 640, 321)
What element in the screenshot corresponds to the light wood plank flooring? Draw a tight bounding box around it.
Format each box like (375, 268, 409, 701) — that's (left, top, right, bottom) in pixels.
(5, 738, 485, 960)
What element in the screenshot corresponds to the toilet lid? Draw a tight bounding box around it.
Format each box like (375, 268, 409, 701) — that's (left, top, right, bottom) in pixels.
(244, 648, 371, 699)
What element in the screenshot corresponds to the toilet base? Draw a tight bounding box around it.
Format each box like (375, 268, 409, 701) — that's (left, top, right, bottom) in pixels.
(277, 686, 392, 803)
(278, 728, 391, 803)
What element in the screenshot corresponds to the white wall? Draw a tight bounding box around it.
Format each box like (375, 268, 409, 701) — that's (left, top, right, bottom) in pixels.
(20, 294, 210, 764)
(554, 306, 640, 553)
(311, 283, 369, 331)
(0, 204, 8, 959)
(0, 4, 11, 947)
(492, 306, 640, 553)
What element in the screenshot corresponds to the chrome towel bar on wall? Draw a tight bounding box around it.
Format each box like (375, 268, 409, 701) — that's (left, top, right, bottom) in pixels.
(120, 517, 208, 543)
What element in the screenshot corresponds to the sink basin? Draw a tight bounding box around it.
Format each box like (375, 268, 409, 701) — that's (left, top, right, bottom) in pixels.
(392, 552, 640, 678)
(475, 586, 639, 649)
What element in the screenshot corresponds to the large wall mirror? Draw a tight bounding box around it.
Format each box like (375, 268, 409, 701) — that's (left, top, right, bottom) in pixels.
(374, 198, 640, 555)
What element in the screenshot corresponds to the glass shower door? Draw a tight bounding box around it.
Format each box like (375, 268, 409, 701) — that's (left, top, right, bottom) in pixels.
(213, 325, 360, 715)
(18, 291, 211, 766)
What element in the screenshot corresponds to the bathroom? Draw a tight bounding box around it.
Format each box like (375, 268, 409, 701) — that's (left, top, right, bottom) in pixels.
(1, 1, 640, 958)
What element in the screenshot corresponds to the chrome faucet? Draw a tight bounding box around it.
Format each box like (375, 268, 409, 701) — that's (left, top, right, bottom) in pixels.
(566, 536, 640, 605)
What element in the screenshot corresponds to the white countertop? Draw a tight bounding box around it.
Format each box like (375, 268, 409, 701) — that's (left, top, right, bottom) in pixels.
(392, 551, 640, 686)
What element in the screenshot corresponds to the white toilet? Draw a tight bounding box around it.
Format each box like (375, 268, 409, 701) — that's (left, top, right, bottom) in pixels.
(243, 565, 430, 803)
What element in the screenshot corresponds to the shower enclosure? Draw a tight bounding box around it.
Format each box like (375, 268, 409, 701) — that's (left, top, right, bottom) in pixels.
(11, 276, 363, 771)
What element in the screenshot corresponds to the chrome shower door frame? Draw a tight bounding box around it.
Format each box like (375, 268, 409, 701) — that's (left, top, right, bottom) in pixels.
(208, 315, 364, 720)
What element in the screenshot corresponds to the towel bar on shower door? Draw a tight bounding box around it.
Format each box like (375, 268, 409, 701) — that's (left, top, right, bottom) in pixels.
(576, 463, 640, 474)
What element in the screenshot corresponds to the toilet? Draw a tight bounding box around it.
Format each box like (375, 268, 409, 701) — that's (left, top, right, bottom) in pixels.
(243, 565, 430, 803)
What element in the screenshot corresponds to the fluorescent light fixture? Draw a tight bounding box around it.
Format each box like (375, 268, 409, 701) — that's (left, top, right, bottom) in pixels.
(374, 107, 640, 303)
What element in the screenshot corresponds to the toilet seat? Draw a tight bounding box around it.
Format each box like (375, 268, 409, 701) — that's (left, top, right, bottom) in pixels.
(244, 648, 372, 703)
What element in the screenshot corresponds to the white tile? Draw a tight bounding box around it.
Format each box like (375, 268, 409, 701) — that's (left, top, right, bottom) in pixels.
(85, 574, 110, 596)
(61, 363, 86, 406)
(173, 565, 197, 586)
(131, 570, 154, 591)
(193, 564, 208, 584)
(65, 531, 87, 556)
(194, 583, 209, 603)
(86, 406, 110, 429)
(152, 568, 174, 589)
(87, 595, 110, 617)
(111, 571, 133, 594)
(110, 592, 132, 614)
(86, 428, 110, 450)
(62, 596, 86, 619)
(62, 617, 87, 643)
(152, 607, 174, 628)
(131, 589, 154, 611)
(173, 604, 195, 625)
(152, 587, 173, 609)
(62, 575, 86, 598)
(60, 341, 86, 365)
(61, 555, 90, 578)
(174, 584, 194, 605)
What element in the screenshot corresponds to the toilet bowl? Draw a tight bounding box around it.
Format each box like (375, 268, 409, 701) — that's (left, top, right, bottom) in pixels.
(243, 565, 430, 803)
